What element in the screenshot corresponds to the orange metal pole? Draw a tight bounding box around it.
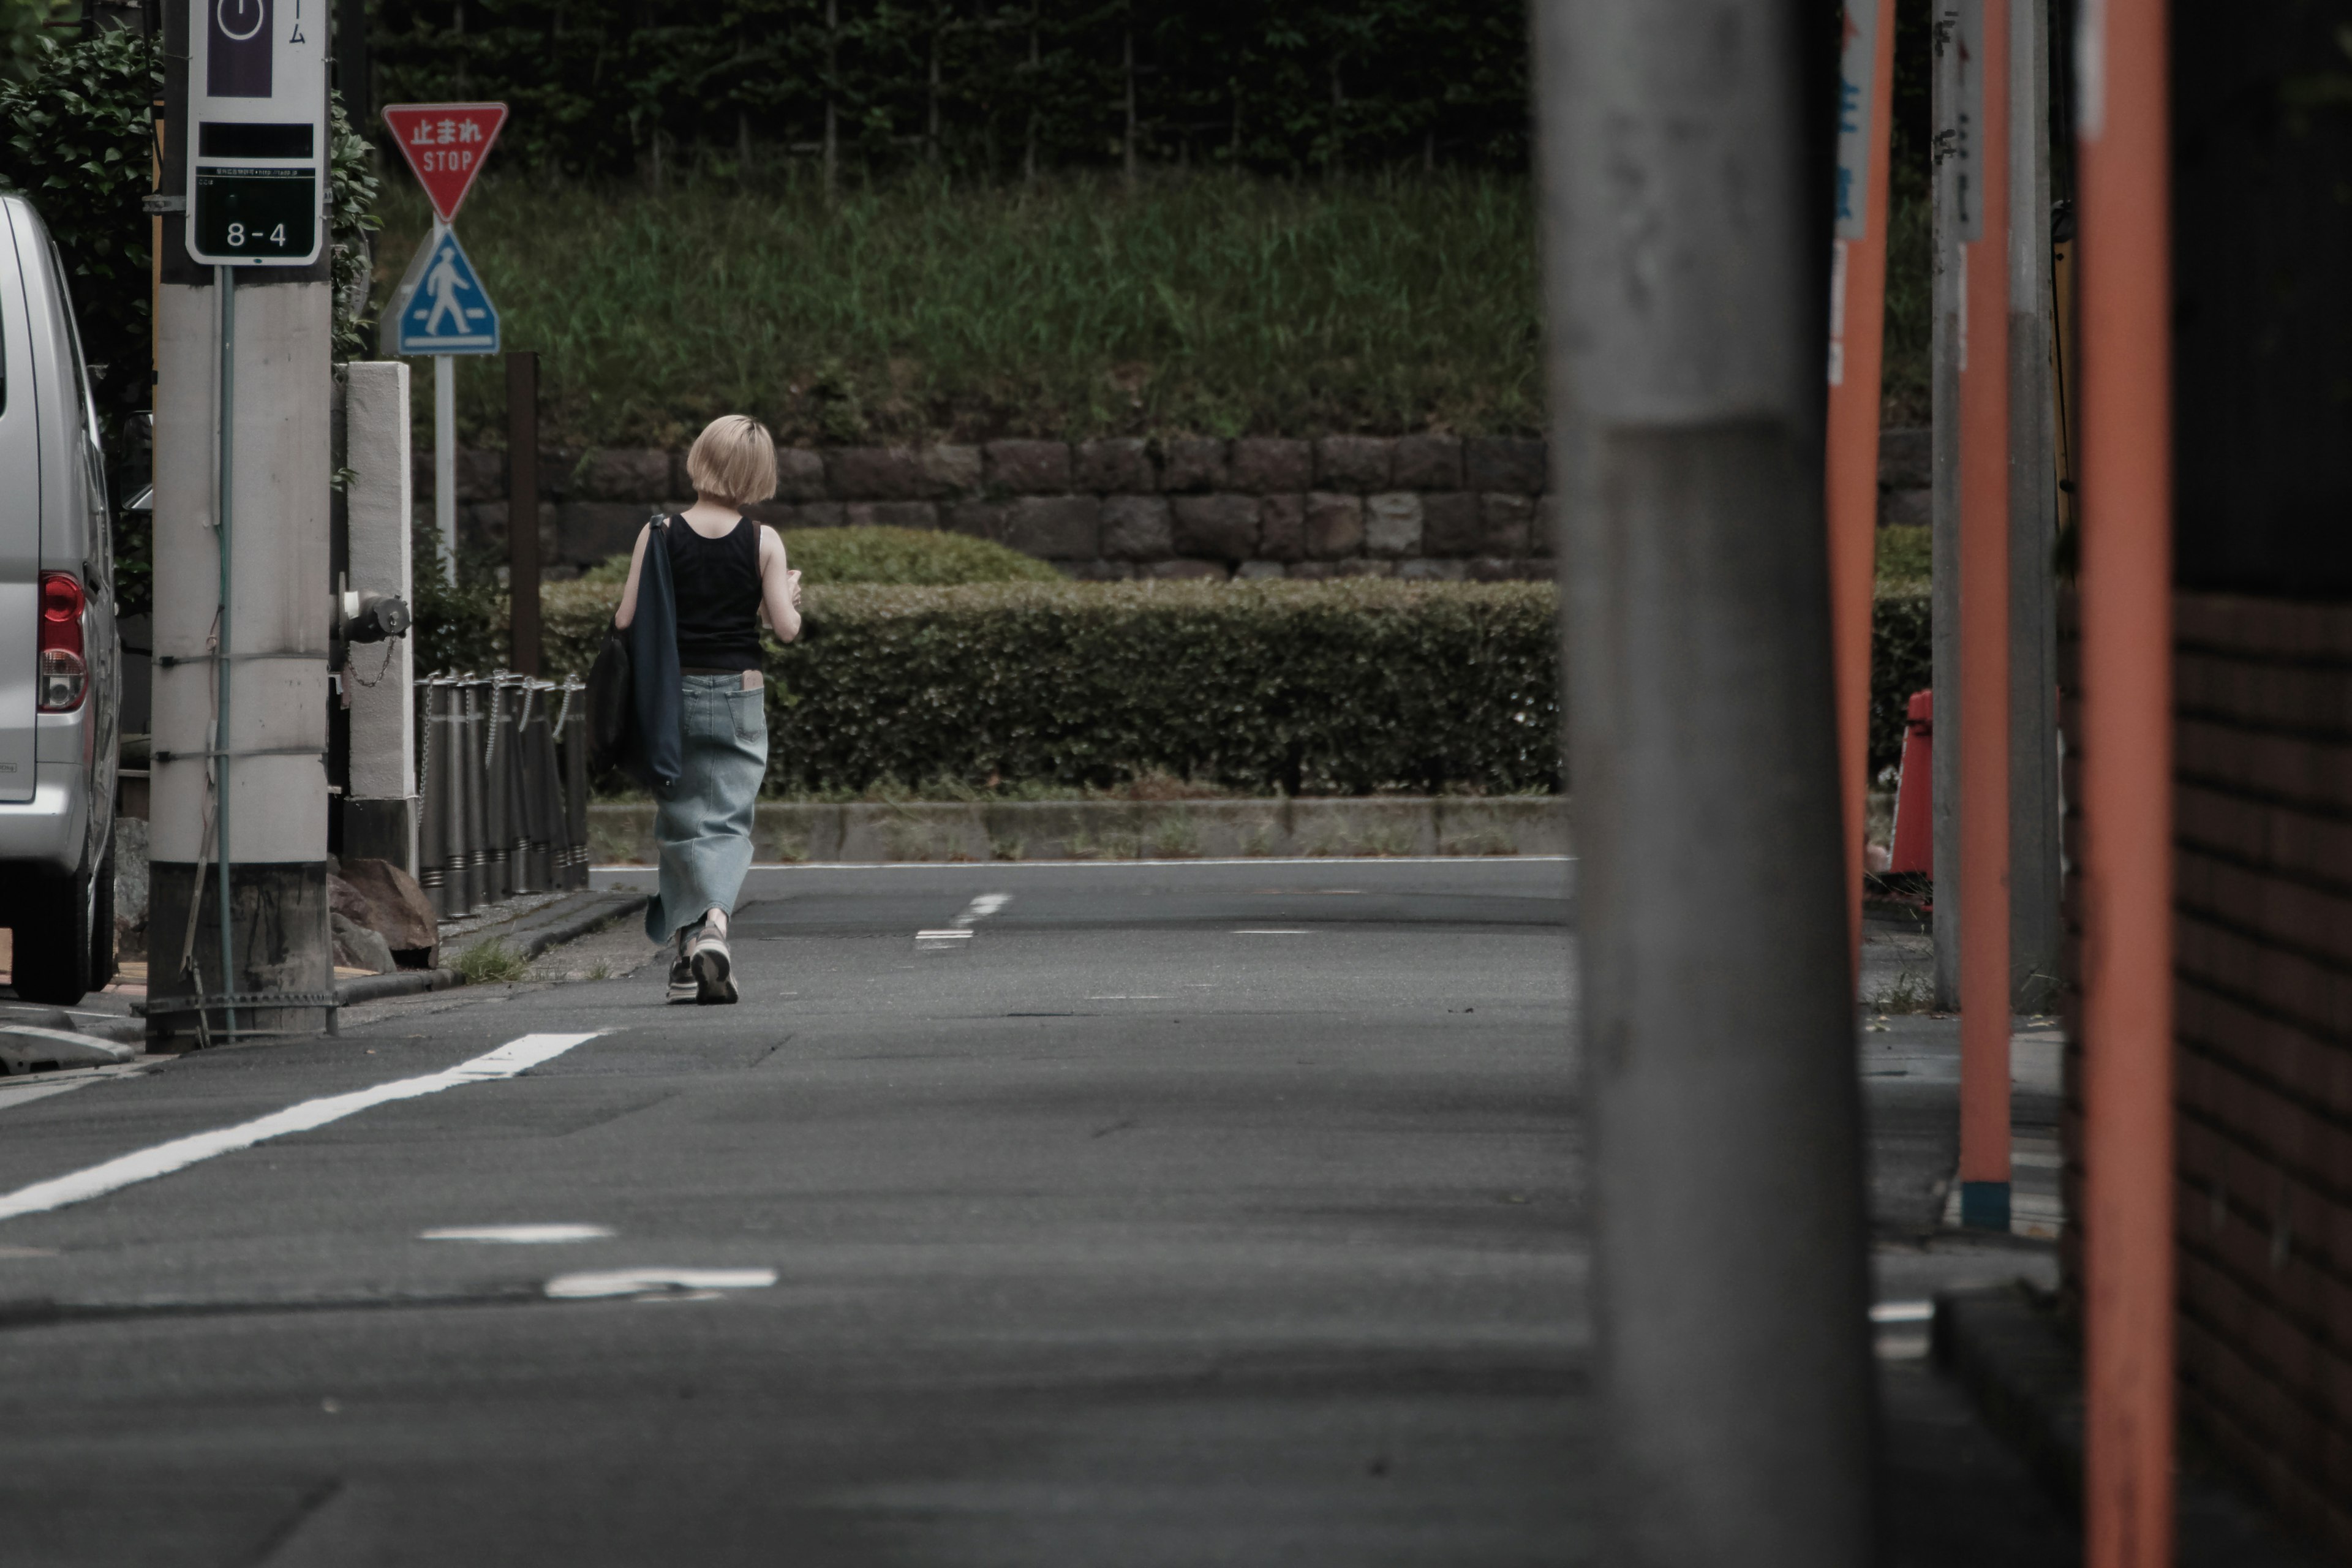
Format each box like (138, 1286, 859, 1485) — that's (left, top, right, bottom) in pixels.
(2077, 0, 2177, 1559)
(1826, 0, 1898, 973)
(1958, 0, 2013, 1227)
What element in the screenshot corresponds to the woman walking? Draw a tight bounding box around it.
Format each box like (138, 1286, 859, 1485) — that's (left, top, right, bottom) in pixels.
(615, 415, 802, 1004)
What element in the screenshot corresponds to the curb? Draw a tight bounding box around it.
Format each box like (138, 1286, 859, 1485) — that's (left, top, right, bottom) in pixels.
(1, 1023, 138, 1071)
(587, 794, 1570, 866)
(335, 889, 649, 1006)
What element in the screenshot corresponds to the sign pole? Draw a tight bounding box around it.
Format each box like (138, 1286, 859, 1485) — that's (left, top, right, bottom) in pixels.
(435, 352, 456, 587)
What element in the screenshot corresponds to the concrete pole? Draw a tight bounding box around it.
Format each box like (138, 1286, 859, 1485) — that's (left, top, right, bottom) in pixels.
(2075, 0, 2177, 1558)
(342, 361, 416, 873)
(1825, 0, 1898, 973)
(147, 0, 334, 1045)
(1958, 0, 2015, 1231)
(2007, 0, 2062, 1012)
(1534, 4, 1877, 1564)
(1930, 2, 1965, 1011)
(435, 351, 457, 586)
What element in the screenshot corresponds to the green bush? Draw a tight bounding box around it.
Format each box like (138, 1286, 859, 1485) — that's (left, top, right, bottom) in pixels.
(1872, 589, 1932, 778)
(578, 526, 1060, 588)
(541, 578, 1561, 796)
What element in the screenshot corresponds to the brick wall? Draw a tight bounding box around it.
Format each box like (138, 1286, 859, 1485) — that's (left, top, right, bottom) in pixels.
(2062, 592, 2352, 1559)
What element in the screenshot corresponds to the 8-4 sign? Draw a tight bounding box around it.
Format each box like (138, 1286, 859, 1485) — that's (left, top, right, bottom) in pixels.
(185, 0, 328, 267)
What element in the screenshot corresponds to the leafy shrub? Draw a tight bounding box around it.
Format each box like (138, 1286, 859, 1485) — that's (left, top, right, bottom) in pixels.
(1877, 523, 1931, 588)
(578, 526, 1060, 588)
(1872, 589, 1932, 777)
(540, 578, 1561, 796)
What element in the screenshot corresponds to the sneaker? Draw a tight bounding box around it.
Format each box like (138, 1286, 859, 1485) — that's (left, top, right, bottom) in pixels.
(666, 933, 697, 1004)
(688, 925, 737, 1006)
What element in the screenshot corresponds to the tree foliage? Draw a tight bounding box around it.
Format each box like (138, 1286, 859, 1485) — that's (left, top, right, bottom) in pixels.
(369, 1, 1531, 183)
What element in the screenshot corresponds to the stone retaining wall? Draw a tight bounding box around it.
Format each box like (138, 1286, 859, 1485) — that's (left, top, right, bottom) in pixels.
(429, 428, 1929, 581)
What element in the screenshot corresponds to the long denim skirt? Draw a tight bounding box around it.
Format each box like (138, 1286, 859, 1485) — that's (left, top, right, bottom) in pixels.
(645, 674, 768, 943)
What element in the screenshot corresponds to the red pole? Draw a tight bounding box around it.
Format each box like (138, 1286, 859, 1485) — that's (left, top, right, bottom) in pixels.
(1958, 0, 2013, 1227)
(2078, 0, 2177, 1559)
(1826, 0, 1898, 973)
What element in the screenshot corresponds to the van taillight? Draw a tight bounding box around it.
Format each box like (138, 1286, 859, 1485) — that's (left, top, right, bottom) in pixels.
(38, 571, 86, 712)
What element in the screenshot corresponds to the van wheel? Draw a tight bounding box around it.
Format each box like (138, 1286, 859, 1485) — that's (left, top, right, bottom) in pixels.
(11, 859, 96, 1006)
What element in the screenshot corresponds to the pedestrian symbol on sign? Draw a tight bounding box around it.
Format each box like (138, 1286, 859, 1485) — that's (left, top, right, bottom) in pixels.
(391, 227, 500, 355)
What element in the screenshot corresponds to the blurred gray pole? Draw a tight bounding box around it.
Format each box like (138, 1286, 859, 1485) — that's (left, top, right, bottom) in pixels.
(1534, 4, 1879, 1566)
(1930, 5, 1964, 1009)
(2007, 0, 2060, 1010)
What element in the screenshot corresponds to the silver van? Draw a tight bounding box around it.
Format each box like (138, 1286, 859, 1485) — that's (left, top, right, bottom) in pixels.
(0, 194, 119, 1006)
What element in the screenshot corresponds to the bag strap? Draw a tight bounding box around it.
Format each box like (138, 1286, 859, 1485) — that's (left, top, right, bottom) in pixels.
(609, 514, 674, 633)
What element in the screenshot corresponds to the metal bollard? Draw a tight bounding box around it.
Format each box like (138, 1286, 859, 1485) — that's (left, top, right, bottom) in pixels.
(417, 677, 451, 916)
(557, 675, 589, 888)
(483, 673, 513, 902)
(459, 676, 489, 913)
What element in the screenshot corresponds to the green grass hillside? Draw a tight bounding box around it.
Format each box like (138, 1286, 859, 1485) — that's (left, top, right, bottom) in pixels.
(372, 169, 1540, 450)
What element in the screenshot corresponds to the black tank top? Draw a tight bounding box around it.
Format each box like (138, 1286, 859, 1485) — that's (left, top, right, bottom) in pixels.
(664, 514, 764, 671)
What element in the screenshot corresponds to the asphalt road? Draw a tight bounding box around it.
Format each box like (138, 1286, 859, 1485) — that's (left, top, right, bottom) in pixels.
(0, 860, 2070, 1566)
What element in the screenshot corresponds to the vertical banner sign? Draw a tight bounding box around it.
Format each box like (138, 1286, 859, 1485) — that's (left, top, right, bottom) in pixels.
(1827, 0, 1880, 386)
(1833, 2, 1879, 243)
(1955, 0, 1985, 241)
(186, 0, 328, 265)
(381, 103, 508, 223)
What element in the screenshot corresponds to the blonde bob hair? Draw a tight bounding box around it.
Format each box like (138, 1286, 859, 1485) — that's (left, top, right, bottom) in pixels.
(685, 414, 779, 505)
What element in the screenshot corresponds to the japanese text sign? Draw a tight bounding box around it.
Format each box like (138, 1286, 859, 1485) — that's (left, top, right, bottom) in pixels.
(383, 103, 508, 224)
(186, 0, 328, 266)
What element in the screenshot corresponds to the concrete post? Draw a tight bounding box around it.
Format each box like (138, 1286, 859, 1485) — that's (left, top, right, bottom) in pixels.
(146, 0, 334, 1044)
(1534, 3, 1878, 1564)
(342, 361, 416, 873)
(2007, 0, 2062, 1011)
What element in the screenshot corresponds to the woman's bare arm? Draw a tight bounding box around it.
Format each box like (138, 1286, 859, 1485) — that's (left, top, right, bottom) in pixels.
(758, 526, 803, 643)
(612, 523, 653, 628)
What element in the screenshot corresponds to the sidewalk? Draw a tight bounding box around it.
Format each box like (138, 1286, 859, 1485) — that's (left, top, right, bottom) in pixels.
(1853, 913, 2326, 1566)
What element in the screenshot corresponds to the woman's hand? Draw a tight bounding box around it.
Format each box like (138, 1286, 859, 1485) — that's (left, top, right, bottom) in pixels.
(785, 568, 803, 611)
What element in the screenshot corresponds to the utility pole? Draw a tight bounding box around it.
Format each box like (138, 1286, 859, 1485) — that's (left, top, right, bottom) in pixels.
(1930, 2, 1963, 1011)
(1958, 0, 2016, 1231)
(147, 0, 336, 1044)
(1535, 2, 1876, 1563)
(2007, 0, 2061, 1012)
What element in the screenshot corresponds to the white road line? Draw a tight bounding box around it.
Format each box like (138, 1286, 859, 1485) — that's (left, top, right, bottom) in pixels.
(546, 1267, 776, 1300)
(1869, 1300, 1935, 1324)
(0, 1032, 605, 1224)
(1233, 929, 1312, 935)
(955, 893, 1011, 925)
(422, 1224, 614, 1244)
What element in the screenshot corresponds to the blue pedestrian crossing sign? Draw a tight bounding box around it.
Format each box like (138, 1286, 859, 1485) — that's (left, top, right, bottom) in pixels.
(391, 227, 500, 355)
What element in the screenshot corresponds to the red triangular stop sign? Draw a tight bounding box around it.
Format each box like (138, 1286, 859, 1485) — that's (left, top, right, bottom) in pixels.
(383, 103, 509, 224)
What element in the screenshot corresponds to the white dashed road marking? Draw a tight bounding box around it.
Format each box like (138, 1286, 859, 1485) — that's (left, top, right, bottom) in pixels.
(0, 1033, 606, 1224)
(422, 1224, 616, 1244)
(918, 892, 1011, 949)
(1232, 929, 1312, 935)
(545, 1268, 777, 1300)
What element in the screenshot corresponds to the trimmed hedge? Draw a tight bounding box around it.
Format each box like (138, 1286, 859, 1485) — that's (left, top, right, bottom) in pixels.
(545, 578, 1561, 796)
(577, 526, 1061, 588)
(535, 576, 1934, 795)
